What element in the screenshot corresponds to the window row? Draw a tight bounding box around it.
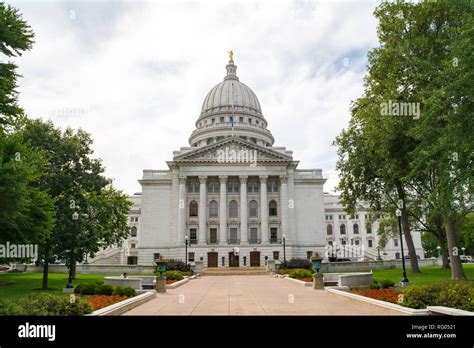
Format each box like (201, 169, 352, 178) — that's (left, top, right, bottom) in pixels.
(326, 223, 372, 235)
(186, 179, 280, 193)
(189, 200, 278, 218)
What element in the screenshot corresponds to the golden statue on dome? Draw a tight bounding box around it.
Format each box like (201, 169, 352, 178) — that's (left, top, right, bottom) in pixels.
(228, 50, 233, 62)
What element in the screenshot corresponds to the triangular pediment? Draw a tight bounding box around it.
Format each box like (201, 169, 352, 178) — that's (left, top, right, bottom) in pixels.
(173, 137, 293, 164)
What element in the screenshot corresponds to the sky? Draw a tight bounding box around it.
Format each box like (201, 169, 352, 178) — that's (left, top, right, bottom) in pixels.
(9, 0, 380, 195)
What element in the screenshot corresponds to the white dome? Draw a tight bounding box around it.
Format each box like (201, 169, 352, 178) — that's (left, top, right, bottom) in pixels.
(189, 57, 274, 147)
(200, 78, 262, 118)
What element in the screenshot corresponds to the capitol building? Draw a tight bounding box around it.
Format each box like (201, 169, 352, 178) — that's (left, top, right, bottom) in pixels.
(92, 55, 424, 267)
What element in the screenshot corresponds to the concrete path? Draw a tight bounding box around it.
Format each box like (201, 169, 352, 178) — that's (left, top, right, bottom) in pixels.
(122, 275, 406, 316)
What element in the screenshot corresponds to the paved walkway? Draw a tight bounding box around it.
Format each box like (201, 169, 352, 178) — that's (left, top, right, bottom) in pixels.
(122, 275, 406, 315)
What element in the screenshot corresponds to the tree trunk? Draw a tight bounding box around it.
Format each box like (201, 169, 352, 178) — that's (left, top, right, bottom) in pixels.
(71, 262, 76, 280)
(42, 249, 49, 290)
(444, 217, 466, 280)
(435, 229, 450, 269)
(401, 207, 421, 273)
(395, 183, 420, 273)
(42, 254, 49, 290)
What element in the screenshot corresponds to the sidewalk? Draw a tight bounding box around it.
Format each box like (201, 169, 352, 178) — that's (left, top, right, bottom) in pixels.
(122, 275, 407, 315)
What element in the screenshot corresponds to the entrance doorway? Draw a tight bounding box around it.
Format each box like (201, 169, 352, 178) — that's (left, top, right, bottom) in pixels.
(229, 252, 239, 267)
(207, 252, 218, 267)
(250, 251, 260, 267)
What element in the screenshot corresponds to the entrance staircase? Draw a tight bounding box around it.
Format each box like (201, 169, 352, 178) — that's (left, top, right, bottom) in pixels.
(202, 267, 268, 276)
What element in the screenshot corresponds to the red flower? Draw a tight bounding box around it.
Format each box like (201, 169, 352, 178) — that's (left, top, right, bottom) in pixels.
(350, 289, 400, 304)
(88, 295, 128, 311)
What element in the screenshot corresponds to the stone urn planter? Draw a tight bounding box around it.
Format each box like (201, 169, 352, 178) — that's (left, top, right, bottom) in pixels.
(154, 260, 168, 293)
(310, 253, 324, 290)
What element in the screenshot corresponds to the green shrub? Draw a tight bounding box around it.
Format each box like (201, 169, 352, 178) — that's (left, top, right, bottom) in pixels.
(96, 284, 114, 296)
(161, 259, 193, 273)
(112, 286, 136, 298)
(162, 270, 190, 281)
(280, 258, 312, 270)
(74, 282, 101, 295)
(0, 293, 92, 316)
(375, 279, 395, 289)
(402, 281, 474, 311)
(369, 280, 380, 289)
(286, 268, 313, 279)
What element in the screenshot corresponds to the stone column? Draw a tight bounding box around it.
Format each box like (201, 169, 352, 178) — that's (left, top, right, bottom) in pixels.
(198, 176, 207, 245)
(280, 175, 288, 242)
(177, 176, 187, 244)
(219, 175, 227, 245)
(239, 175, 248, 244)
(260, 175, 269, 244)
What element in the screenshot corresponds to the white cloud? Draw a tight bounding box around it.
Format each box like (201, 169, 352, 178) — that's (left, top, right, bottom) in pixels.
(10, 0, 379, 194)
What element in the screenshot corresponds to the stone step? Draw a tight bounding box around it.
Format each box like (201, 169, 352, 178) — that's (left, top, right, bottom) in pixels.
(202, 267, 268, 276)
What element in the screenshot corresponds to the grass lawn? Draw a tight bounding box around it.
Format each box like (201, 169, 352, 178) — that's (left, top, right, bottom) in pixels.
(0, 272, 108, 299)
(371, 264, 474, 286)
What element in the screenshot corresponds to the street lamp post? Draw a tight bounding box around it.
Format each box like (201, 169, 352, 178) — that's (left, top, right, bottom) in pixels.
(396, 207, 409, 284)
(66, 211, 79, 289)
(185, 235, 189, 265)
(437, 245, 441, 258)
(461, 247, 466, 256)
(282, 234, 287, 265)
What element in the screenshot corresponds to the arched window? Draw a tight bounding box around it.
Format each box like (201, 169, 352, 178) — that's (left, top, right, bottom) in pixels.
(353, 223, 359, 234)
(209, 200, 218, 218)
(189, 201, 198, 217)
(326, 224, 333, 235)
(249, 200, 258, 217)
(131, 226, 137, 237)
(340, 224, 346, 234)
(229, 200, 238, 218)
(367, 224, 372, 234)
(269, 200, 277, 216)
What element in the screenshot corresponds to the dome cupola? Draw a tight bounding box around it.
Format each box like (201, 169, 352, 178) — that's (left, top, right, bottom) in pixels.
(189, 52, 274, 148)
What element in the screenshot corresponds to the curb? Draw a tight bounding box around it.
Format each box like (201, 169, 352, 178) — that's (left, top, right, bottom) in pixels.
(87, 291, 156, 316)
(325, 288, 429, 315)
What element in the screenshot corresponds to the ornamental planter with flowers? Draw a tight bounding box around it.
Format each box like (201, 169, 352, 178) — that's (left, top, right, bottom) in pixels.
(310, 253, 324, 289)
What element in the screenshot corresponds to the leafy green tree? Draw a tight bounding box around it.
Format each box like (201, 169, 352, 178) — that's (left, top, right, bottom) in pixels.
(335, 0, 473, 279)
(0, 3, 54, 264)
(22, 119, 131, 288)
(0, 3, 34, 126)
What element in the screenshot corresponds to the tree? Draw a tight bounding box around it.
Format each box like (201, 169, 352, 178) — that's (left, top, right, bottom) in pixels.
(0, 3, 54, 264)
(0, 3, 34, 126)
(21, 119, 131, 288)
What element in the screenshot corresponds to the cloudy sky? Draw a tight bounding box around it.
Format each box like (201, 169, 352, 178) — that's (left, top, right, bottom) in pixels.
(10, 0, 380, 195)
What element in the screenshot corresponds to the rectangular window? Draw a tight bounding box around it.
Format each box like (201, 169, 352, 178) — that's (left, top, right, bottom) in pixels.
(270, 228, 278, 243)
(250, 228, 258, 243)
(239, 117, 243, 123)
(188, 252, 195, 262)
(273, 251, 279, 260)
(247, 181, 259, 193)
(394, 239, 399, 247)
(127, 256, 138, 265)
(190, 228, 197, 243)
(229, 227, 238, 244)
(153, 253, 161, 261)
(131, 243, 136, 248)
(220, 117, 224, 123)
(306, 251, 313, 259)
(209, 228, 217, 244)
(227, 181, 240, 193)
(368, 240, 373, 248)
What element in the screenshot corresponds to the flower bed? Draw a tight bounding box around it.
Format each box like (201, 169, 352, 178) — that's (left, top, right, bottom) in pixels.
(298, 277, 313, 282)
(350, 289, 401, 304)
(165, 279, 177, 285)
(88, 295, 128, 311)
